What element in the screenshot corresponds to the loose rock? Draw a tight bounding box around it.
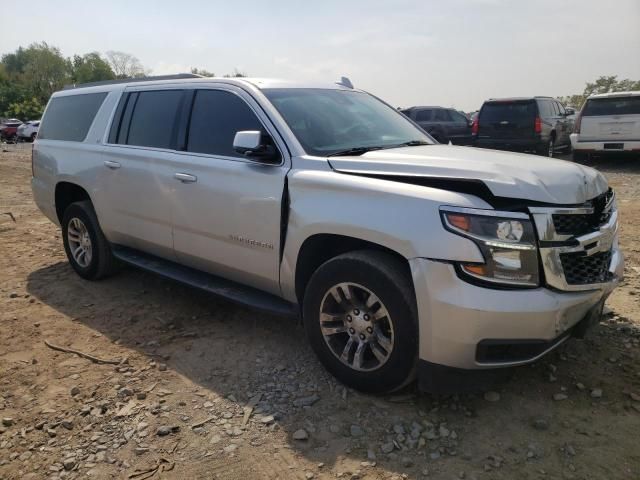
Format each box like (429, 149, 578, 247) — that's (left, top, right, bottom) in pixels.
(484, 391, 500, 402)
(293, 429, 309, 440)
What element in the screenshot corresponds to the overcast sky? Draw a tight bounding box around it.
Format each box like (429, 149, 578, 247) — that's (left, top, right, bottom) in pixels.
(2, 0, 639, 110)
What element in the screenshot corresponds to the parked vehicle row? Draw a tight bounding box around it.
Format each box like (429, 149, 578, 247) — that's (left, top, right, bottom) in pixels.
(0, 118, 40, 143)
(403, 91, 639, 160)
(402, 97, 574, 157)
(31, 76, 622, 394)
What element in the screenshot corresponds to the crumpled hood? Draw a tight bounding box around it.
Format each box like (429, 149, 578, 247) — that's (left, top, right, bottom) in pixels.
(327, 145, 608, 205)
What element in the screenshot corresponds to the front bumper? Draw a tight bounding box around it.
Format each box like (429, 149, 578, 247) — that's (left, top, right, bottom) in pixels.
(571, 134, 640, 153)
(409, 256, 622, 376)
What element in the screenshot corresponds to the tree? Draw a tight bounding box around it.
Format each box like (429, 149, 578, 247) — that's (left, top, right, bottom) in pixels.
(224, 68, 247, 78)
(6, 96, 43, 120)
(69, 52, 115, 84)
(105, 51, 146, 79)
(559, 75, 640, 108)
(190, 67, 215, 77)
(1, 43, 69, 105)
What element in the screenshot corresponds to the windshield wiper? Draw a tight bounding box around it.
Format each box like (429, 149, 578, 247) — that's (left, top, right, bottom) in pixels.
(327, 146, 385, 157)
(393, 140, 431, 147)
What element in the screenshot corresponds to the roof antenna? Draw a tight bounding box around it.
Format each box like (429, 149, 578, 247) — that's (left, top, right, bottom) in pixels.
(336, 76, 354, 89)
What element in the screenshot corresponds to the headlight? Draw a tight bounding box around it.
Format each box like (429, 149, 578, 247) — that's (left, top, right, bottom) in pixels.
(440, 206, 539, 287)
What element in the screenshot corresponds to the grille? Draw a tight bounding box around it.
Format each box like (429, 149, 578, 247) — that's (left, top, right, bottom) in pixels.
(559, 250, 612, 285)
(552, 214, 592, 236)
(552, 189, 614, 236)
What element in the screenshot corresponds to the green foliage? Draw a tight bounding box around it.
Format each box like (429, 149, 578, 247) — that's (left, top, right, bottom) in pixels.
(69, 52, 115, 84)
(559, 75, 640, 108)
(7, 96, 44, 120)
(0, 44, 129, 119)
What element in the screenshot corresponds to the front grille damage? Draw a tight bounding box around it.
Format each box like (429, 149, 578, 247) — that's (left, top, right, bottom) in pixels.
(531, 188, 617, 290)
(552, 189, 614, 236)
(559, 250, 613, 285)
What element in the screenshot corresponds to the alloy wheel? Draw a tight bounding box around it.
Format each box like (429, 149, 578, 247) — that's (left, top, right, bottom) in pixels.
(67, 217, 93, 268)
(319, 282, 395, 372)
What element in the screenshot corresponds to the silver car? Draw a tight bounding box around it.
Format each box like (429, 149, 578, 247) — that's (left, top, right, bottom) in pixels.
(31, 76, 623, 393)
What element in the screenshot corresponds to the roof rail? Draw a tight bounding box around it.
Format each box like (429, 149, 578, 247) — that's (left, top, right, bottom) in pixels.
(63, 73, 204, 90)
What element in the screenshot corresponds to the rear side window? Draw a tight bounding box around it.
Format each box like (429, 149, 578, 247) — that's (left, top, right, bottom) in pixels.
(450, 111, 469, 123)
(126, 90, 183, 149)
(582, 97, 640, 116)
(434, 109, 451, 121)
(187, 90, 263, 157)
(537, 99, 553, 117)
(38, 92, 107, 141)
(480, 101, 536, 121)
(415, 109, 433, 121)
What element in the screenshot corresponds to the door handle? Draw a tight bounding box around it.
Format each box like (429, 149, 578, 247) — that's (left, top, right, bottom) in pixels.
(104, 160, 121, 169)
(174, 172, 197, 183)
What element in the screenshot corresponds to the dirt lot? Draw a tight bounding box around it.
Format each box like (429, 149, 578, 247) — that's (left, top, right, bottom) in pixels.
(1, 144, 639, 480)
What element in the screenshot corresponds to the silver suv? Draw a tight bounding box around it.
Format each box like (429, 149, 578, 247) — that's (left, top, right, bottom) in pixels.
(32, 76, 623, 393)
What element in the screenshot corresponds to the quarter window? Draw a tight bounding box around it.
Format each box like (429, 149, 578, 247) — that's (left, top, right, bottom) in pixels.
(187, 90, 263, 157)
(125, 90, 183, 149)
(38, 92, 107, 141)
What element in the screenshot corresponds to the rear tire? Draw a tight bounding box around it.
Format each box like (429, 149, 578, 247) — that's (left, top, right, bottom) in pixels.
(302, 250, 418, 393)
(537, 136, 555, 157)
(61, 201, 119, 280)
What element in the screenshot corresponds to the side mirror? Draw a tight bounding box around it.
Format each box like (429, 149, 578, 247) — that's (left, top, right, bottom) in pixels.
(233, 131, 280, 163)
(565, 108, 575, 116)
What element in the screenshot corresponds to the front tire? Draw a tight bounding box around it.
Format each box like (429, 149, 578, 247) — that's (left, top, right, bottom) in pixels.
(302, 250, 418, 393)
(61, 201, 118, 280)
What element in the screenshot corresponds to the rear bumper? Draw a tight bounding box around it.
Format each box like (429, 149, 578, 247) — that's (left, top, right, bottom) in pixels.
(571, 134, 640, 152)
(409, 257, 622, 391)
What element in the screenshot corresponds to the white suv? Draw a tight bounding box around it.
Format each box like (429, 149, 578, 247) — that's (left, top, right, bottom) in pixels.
(571, 91, 640, 159)
(17, 120, 41, 142)
(31, 76, 623, 393)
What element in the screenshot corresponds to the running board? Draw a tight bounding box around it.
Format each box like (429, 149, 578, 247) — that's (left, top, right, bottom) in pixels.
(112, 246, 298, 318)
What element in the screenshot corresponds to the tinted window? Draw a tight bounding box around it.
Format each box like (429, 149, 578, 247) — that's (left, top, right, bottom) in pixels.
(434, 109, 451, 121)
(480, 101, 536, 121)
(537, 99, 553, 117)
(582, 97, 640, 116)
(449, 111, 468, 123)
(126, 90, 183, 149)
(187, 90, 263, 157)
(38, 92, 107, 141)
(556, 102, 566, 115)
(415, 109, 433, 121)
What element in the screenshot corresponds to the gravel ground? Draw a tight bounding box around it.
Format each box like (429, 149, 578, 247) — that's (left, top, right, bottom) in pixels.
(1, 143, 639, 480)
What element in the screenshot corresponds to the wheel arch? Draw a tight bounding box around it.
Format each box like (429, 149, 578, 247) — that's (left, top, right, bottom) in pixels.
(294, 233, 413, 305)
(55, 182, 91, 224)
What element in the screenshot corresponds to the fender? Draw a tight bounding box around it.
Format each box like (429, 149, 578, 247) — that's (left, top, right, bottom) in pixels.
(278, 168, 490, 302)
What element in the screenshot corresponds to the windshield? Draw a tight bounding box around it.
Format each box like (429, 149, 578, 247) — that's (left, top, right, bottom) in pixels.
(263, 88, 432, 156)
